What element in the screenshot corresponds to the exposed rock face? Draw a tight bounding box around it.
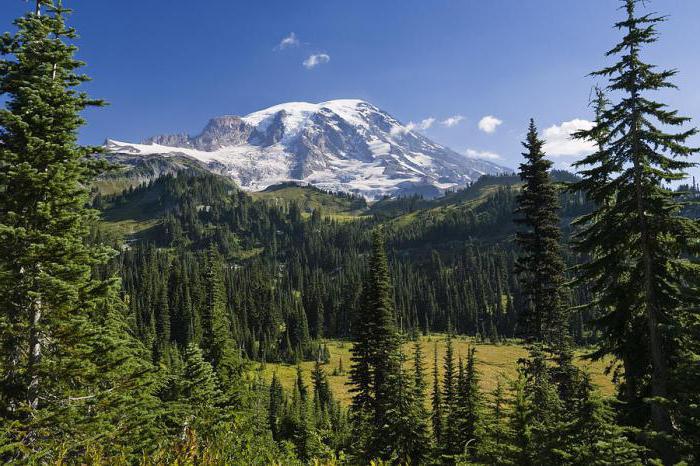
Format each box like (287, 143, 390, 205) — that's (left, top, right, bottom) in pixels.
(107, 99, 511, 199)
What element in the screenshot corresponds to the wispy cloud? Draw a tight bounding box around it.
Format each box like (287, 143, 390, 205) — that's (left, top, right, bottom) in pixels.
(478, 115, 503, 134)
(391, 117, 436, 136)
(441, 115, 465, 128)
(303, 53, 330, 69)
(542, 119, 595, 157)
(276, 32, 300, 50)
(407, 118, 436, 132)
(466, 148, 502, 160)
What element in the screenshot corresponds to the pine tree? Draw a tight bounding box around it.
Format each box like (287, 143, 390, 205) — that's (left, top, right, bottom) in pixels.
(0, 2, 160, 461)
(514, 119, 568, 347)
(571, 1, 700, 460)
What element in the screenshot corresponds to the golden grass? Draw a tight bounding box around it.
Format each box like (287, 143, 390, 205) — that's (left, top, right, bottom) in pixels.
(258, 335, 616, 407)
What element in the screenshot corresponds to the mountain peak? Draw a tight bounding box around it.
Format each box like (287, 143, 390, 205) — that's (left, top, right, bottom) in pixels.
(109, 99, 511, 199)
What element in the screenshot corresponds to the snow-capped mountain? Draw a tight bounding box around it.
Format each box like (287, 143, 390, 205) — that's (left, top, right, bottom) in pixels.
(106, 99, 510, 199)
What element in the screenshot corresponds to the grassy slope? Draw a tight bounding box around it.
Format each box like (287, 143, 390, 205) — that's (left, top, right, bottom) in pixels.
(257, 335, 615, 407)
(251, 183, 369, 221)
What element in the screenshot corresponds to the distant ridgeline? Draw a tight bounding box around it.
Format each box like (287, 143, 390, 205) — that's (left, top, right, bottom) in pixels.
(93, 168, 607, 364)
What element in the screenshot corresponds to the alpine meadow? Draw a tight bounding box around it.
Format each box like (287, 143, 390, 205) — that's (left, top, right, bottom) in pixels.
(2, 0, 700, 464)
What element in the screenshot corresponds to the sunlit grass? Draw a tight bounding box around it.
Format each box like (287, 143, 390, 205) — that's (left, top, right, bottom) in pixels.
(257, 335, 616, 407)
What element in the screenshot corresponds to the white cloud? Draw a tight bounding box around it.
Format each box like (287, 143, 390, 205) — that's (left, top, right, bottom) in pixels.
(391, 117, 435, 137)
(465, 148, 502, 160)
(407, 117, 435, 132)
(303, 53, 330, 69)
(478, 115, 503, 133)
(542, 119, 596, 157)
(276, 32, 300, 50)
(441, 115, 465, 128)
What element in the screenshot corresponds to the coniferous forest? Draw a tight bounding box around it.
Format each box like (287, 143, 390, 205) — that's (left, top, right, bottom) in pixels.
(1, 0, 699, 464)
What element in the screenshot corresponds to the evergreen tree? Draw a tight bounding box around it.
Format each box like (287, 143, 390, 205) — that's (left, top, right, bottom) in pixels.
(508, 373, 532, 466)
(311, 359, 332, 418)
(441, 332, 459, 456)
(201, 245, 242, 388)
(0, 2, 160, 461)
(268, 372, 284, 439)
(382, 348, 431, 465)
(173, 343, 226, 434)
(455, 345, 481, 459)
(514, 119, 568, 347)
(522, 347, 567, 465)
(478, 378, 515, 465)
(571, 0, 700, 460)
(566, 374, 644, 465)
(349, 273, 373, 416)
(349, 228, 431, 463)
(431, 343, 443, 447)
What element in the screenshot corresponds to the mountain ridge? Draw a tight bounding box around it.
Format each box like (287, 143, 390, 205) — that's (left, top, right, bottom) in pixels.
(106, 99, 511, 199)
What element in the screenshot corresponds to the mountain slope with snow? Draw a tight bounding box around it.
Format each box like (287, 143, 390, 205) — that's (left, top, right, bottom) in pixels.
(106, 99, 511, 199)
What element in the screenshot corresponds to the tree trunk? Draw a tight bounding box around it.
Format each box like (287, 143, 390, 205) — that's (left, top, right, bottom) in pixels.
(632, 136, 676, 464)
(27, 296, 42, 411)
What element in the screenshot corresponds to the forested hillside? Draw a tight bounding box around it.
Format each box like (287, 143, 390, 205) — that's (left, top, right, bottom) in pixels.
(2, 1, 699, 464)
(93, 168, 601, 368)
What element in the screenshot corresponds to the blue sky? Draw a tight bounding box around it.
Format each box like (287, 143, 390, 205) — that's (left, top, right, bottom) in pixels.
(2, 0, 700, 177)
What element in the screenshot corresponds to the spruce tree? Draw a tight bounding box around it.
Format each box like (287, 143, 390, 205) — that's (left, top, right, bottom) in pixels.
(514, 119, 568, 347)
(571, 0, 700, 460)
(0, 2, 160, 461)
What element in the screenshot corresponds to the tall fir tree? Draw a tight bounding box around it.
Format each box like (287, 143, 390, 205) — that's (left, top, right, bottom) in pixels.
(514, 119, 569, 347)
(201, 246, 242, 390)
(349, 228, 430, 463)
(0, 2, 160, 461)
(571, 0, 700, 460)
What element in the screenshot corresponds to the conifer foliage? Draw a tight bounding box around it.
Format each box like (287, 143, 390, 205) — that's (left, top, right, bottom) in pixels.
(572, 0, 700, 460)
(514, 119, 568, 346)
(0, 1, 159, 461)
(349, 228, 430, 463)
